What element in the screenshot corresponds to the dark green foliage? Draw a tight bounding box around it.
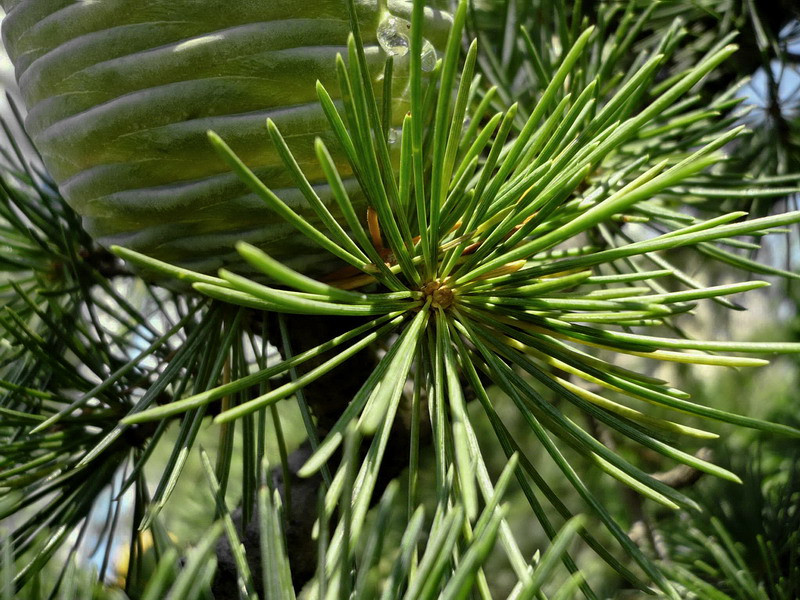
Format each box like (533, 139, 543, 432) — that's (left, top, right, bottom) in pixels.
(661, 446, 800, 599)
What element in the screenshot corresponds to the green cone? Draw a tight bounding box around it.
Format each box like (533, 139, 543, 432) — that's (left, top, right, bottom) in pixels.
(1, 0, 450, 278)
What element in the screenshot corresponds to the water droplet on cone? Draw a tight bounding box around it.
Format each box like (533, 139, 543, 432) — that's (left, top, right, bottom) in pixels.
(377, 16, 410, 57)
(420, 39, 437, 71)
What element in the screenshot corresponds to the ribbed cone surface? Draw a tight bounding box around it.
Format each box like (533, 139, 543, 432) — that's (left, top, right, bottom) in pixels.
(1, 0, 450, 280)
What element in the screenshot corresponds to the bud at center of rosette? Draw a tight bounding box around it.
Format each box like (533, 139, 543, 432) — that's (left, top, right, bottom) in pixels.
(1, 0, 452, 281)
